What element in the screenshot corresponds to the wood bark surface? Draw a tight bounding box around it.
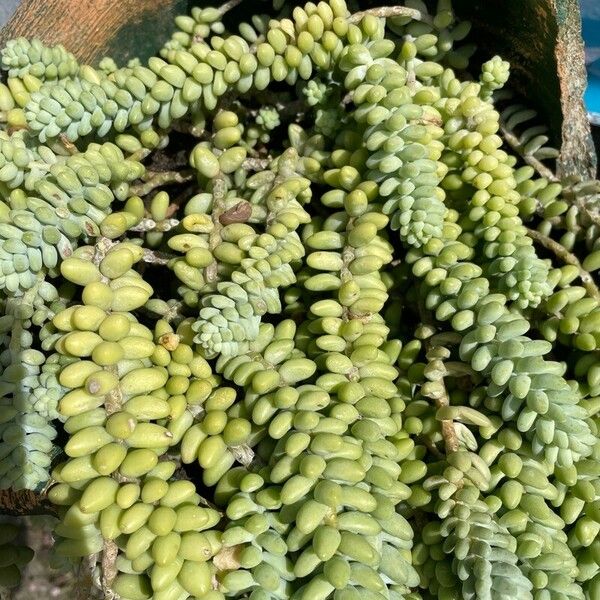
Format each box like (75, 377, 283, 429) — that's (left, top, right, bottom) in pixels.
(0, 0, 188, 65)
(455, 0, 597, 179)
(0, 489, 56, 516)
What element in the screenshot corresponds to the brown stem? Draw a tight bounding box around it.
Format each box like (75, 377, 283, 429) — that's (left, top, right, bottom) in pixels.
(230, 444, 255, 467)
(348, 5, 433, 25)
(163, 301, 186, 324)
(92, 237, 115, 268)
(0, 489, 57, 517)
(7, 124, 27, 136)
(76, 554, 98, 600)
(242, 157, 271, 171)
(171, 120, 205, 137)
(213, 545, 243, 574)
(499, 120, 600, 234)
(205, 175, 228, 283)
(128, 147, 153, 162)
(142, 248, 174, 266)
(100, 540, 118, 599)
(562, 185, 600, 230)
(527, 227, 600, 299)
(104, 364, 123, 417)
(218, 0, 244, 14)
(439, 409, 460, 454)
(248, 35, 266, 54)
(420, 435, 444, 459)
(129, 217, 180, 233)
(418, 298, 460, 455)
(166, 202, 180, 218)
(499, 124, 558, 182)
(58, 134, 78, 155)
(130, 170, 193, 197)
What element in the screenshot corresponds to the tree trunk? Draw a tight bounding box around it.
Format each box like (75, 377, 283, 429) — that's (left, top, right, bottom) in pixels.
(0, 0, 188, 65)
(455, 0, 597, 179)
(0, 489, 57, 517)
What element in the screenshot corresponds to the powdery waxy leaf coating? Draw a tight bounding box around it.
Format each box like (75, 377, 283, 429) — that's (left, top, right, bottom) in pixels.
(1, 0, 600, 599)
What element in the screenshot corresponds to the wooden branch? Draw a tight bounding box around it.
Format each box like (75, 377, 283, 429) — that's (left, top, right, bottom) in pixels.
(76, 554, 98, 600)
(218, 0, 245, 15)
(100, 540, 118, 599)
(498, 120, 600, 229)
(230, 444, 255, 467)
(527, 226, 600, 299)
(0, 489, 57, 517)
(0, 0, 183, 64)
(562, 185, 600, 230)
(129, 170, 193, 197)
(242, 157, 271, 171)
(205, 175, 228, 283)
(502, 121, 600, 229)
(130, 217, 179, 233)
(142, 248, 173, 266)
(436, 390, 460, 455)
(500, 123, 558, 182)
(417, 298, 460, 455)
(348, 5, 433, 25)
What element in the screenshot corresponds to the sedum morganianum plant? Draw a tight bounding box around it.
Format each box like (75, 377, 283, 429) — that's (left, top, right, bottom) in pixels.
(1, 0, 600, 599)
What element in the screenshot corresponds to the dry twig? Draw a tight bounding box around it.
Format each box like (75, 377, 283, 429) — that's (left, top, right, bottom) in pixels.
(527, 227, 600, 300)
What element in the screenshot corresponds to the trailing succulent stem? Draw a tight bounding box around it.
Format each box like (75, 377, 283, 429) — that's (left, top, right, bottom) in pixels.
(1, 0, 600, 599)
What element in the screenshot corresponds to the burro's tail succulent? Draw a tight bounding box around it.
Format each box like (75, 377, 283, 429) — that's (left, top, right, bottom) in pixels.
(1, 0, 599, 599)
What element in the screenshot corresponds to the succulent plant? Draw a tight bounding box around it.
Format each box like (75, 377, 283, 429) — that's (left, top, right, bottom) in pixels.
(1, 1, 600, 599)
